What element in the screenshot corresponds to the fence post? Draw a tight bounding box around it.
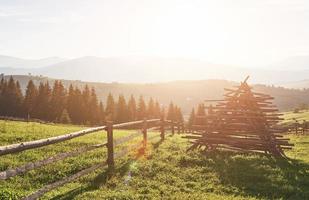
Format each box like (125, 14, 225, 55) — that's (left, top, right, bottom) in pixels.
(106, 121, 114, 170)
(171, 120, 175, 135)
(160, 117, 165, 141)
(143, 118, 147, 148)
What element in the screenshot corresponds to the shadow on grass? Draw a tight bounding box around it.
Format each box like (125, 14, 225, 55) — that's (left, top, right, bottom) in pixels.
(180, 150, 309, 200)
(51, 146, 149, 200)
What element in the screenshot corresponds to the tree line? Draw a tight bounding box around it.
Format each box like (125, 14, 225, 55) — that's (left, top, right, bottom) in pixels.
(187, 103, 210, 129)
(0, 76, 184, 125)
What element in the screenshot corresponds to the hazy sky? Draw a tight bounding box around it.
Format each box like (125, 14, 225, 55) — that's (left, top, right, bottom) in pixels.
(0, 0, 308, 67)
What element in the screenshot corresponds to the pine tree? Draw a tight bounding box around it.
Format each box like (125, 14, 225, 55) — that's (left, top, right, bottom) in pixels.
(34, 82, 51, 120)
(196, 103, 206, 116)
(67, 84, 76, 123)
(196, 103, 206, 125)
(116, 95, 128, 123)
(147, 98, 155, 118)
(50, 81, 67, 122)
(175, 106, 184, 123)
(187, 108, 195, 129)
(154, 100, 161, 118)
(127, 95, 137, 121)
(137, 96, 147, 119)
(88, 87, 99, 125)
(73, 87, 84, 124)
(81, 85, 91, 124)
(98, 101, 105, 124)
(23, 80, 38, 119)
(105, 93, 116, 121)
(167, 102, 175, 121)
(0, 78, 6, 116)
(15, 81, 24, 117)
(2, 76, 23, 117)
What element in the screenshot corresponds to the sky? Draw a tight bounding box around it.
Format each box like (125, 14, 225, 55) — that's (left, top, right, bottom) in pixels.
(0, 0, 309, 67)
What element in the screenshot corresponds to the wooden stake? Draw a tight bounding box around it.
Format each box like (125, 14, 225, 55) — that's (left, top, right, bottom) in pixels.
(160, 117, 165, 141)
(143, 118, 147, 148)
(106, 121, 114, 170)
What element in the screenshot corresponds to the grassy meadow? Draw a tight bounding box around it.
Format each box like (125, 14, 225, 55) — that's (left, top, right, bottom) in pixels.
(0, 120, 308, 200)
(280, 110, 309, 125)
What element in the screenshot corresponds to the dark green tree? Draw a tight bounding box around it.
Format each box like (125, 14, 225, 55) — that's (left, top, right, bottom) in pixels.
(50, 81, 67, 121)
(127, 95, 137, 121)
(34, 82, 51, 120)
(116, 95, 128, 123)
(23, 80, 38, 119)
(167, 102, 175, 121)
(147, 98, 155, 118)
(187, 108, 195, 129)
(137, 96, 147, 119)
(105, 93, 116, 121)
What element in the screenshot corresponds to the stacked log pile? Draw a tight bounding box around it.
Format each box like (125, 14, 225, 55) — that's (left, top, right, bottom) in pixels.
(185, 77, 293, 157)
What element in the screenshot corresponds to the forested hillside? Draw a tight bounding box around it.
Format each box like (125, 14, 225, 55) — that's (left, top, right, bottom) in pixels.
(3, 75, 309, 114)
(0, 76, 183, 125)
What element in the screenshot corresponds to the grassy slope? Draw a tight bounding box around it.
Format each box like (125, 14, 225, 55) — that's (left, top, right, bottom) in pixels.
(0, 120, 309, 200)
(280, 110, 309, 125)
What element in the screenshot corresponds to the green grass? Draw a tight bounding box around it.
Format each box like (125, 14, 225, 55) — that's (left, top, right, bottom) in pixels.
(280, 110, 309, 125)
(0, 120, 309, 200)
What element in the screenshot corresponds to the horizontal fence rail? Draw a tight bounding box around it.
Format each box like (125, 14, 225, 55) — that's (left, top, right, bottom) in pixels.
(0, 118, 184, 200)
(0, 143, 107, 180)
(0, 126, 107, 156)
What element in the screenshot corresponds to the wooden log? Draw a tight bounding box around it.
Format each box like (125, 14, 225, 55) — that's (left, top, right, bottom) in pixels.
(160, 117, 165, 141)
(22, 161, 107, 200)
(106, 121, 114, 170)
(143, 118, 147, 148)
(113, 119, 160, 129)
(0, 125, 106, 156)
(0, 143, 106, 180)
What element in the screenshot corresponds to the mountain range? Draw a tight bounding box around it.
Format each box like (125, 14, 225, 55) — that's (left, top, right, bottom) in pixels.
(0, 55, 309, 87)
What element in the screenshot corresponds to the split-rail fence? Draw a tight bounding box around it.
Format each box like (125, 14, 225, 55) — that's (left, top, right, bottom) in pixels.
(0, 118, 184, 200)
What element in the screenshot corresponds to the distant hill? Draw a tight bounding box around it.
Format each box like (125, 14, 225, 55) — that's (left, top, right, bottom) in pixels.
(277, 79, 309, 89)
(1, 55, 309, 84)
(0, 55, 66, 69)
(4, 75, 309, 114)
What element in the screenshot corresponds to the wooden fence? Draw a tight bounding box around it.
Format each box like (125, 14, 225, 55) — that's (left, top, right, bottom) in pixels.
(0, 118, 184, 200)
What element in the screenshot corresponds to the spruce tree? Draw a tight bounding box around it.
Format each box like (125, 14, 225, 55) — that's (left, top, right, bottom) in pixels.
(81, 85, 91, 124)
(50, 81, 67, 122)
(174, 106, 184, 123)
(154, 100, 161, 118)
(127, 95, 137, 121)
(67, 84, 76, 123)
(15, 81, 24, 117)
(0, 78, 5, 116)
(187, 108, 195, 129)
(167, 102, 175, 121)
(2, 76, 23, 117)
(137, 96, 146, 120)
(147, 98, 155, 118)
(88, 87, 99, 124)
(34, 82, 51, 120)
(24, 80, 38, 119)
(196, 103, 206, 125)
(116, 95, 128, 123)
(105, 93, 116, 121)
(98, 101, 105, 124)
